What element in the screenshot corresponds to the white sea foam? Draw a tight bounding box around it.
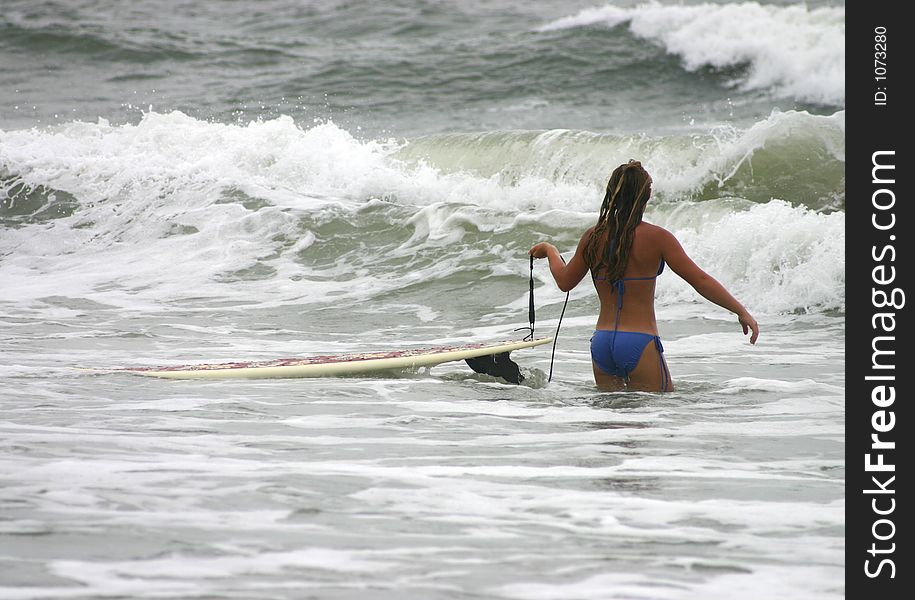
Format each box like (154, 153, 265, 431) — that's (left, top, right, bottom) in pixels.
(1, 111, 843, 317)
(653, 198, 845, 313)
(536, 2, 845, 105)
(494, 563, 843, 600)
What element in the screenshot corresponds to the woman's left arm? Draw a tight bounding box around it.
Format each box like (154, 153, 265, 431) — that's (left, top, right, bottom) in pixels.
(529, 228, 592, 292)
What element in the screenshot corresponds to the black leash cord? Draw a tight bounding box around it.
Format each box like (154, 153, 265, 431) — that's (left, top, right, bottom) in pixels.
(548, 255, 570, 383)
(549, 291, 570, 383)
(515, 255, 535, 341)
(520, 252, 569, 383)
(528, 254, 535, 340)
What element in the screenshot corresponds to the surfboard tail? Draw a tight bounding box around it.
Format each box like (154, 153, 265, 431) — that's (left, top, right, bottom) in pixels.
(464, 352, 523, 384)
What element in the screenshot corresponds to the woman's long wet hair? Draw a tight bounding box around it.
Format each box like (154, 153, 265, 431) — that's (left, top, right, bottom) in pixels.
(585, 160, 653, 281)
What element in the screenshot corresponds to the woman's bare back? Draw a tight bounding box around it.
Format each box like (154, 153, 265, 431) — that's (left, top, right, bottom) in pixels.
(590, 222, 665, 334)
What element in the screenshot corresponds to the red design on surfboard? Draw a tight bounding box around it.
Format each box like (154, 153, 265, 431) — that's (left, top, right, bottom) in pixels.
(122, 340, 513, 373)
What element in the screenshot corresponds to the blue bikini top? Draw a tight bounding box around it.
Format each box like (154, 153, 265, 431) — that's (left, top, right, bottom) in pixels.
(593, 258, 665, 282)
(593, 259, 665, 311)
(592, 234, 664, 283)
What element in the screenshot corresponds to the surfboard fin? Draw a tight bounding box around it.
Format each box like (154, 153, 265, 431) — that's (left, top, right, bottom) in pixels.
(465, 352, 524, 384)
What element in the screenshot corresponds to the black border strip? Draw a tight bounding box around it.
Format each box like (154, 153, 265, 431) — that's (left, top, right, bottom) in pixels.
(847, 3, 910, 596)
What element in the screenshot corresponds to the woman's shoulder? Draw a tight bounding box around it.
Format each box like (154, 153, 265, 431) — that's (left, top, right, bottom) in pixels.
(578, 226, 597, 245)
(636, 222, 679, 252)
(637, 221, 672, 239)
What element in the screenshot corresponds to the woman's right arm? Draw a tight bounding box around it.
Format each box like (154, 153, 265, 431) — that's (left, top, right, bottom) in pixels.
(658, 228, 760, 344)
(529, 227, 593, 292)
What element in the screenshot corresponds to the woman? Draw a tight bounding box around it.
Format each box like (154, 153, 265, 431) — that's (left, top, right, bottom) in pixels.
(530, 160, 759, 392)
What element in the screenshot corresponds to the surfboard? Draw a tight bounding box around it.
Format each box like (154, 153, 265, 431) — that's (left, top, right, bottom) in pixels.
(110, 338, 553, 380)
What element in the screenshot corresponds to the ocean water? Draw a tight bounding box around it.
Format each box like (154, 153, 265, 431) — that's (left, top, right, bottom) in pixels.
(1, 1, 845, 598)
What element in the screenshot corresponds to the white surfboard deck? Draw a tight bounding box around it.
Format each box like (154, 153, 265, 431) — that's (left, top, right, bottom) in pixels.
(109, 337, 553, 380)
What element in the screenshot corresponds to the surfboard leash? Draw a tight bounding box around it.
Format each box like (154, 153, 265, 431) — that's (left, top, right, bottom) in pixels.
(548, 255, 570, 383)
(515, 255, 536, 342)
(519, 253, 570, 383)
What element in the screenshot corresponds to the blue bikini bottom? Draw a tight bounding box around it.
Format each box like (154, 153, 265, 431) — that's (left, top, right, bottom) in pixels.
(590, 330, 664, 378)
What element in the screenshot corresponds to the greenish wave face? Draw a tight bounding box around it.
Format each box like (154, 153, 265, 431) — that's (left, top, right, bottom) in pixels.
(394, 110, 845, 210)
